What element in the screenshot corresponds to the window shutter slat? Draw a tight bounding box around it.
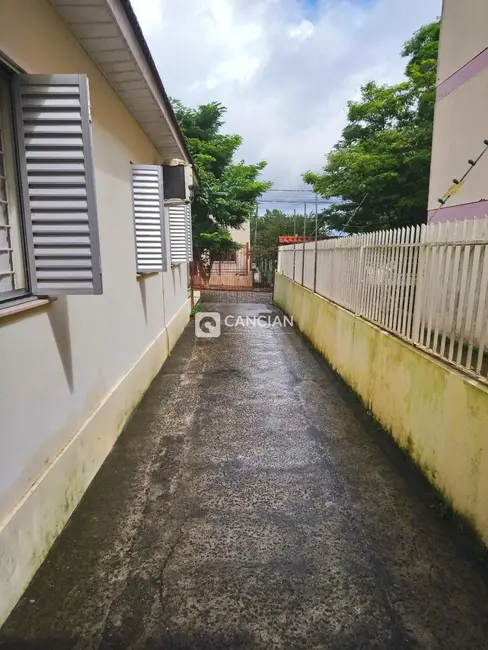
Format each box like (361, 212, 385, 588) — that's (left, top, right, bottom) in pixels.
(131, 164, 166, 273)
(168, 204, 188, 265)
(186, 203, 192, 262)
(14, 74, 102, 295)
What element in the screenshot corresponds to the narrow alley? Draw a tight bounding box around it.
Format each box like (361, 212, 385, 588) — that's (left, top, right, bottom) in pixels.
(2, 301, 488, 650)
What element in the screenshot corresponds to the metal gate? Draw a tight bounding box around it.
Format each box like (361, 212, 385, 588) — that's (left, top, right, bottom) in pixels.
(192, 245, 277, 291)
(250, 246, 276, 289)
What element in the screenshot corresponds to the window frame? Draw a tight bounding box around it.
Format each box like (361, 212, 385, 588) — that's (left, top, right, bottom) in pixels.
(0, 55, 30, 306)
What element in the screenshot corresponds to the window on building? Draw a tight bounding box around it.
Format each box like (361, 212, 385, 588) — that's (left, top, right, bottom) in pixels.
(0, 72, 26, 302)
(0, 64, 103, 302)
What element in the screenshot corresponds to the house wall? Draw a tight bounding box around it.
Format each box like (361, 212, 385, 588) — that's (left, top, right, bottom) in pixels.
(0, 0, 190, 625)
(229, 221, 251, 247)
(274, 273, 488, 547)
(229, 222, 251, 272)
(428, 0, 488, 223)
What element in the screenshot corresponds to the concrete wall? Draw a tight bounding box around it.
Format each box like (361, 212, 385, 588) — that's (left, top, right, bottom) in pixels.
(274, 273, 488, 547)
(0, 0, 190, 625)
(429, 0, 488, 222)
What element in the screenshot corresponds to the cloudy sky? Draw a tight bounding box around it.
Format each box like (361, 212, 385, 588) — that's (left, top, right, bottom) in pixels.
(132, 0, 441, 199)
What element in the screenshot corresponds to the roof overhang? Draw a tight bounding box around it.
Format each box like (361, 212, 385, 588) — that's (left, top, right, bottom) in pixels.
(51, 0, 192, 165)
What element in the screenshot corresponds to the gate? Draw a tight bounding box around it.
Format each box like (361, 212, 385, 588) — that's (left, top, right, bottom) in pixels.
(192, 245, 277, 291)
(250, 246, 276, 289)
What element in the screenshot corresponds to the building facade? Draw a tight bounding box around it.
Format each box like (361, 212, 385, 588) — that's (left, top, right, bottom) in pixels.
(0, 0, 193, 625)
(428, 1, 488, 223)
(229, 221, 251, 275)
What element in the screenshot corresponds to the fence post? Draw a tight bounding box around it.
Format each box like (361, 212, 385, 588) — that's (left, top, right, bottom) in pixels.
(313, 195, 319, 293)
(293, 209, 296, 283)
(412, 225, 427, 342)
(302, 203, 307, 286)
(355, 243, 365, 315)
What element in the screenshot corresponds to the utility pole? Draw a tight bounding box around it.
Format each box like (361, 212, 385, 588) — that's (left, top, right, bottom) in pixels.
(315, 193, 319, 237)
(253, 203, 258, 247)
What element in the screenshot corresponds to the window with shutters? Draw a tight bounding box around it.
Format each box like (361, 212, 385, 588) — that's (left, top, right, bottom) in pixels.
(14, 74, 103, 295)
(0, 71, 27, 302)
(186, 203, 193, 262)
(132, 165, 167, 273)
(168, 203, 189, 265)
(0, 66, 103, 304)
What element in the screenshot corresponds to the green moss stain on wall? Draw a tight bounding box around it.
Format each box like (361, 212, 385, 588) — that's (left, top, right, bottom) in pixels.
(274, 273, 488, 547)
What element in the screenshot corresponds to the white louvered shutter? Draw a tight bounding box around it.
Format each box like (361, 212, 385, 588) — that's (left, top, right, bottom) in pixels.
(131, 165, 166, 273)
(168, 204, 188, 265)
(186, 203, 193, 262)
(13, 74, 102, 295)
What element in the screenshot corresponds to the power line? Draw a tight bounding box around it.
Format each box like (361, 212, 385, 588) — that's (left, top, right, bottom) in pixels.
(430, 139, 488, 222)
(341, 194, 368, 232)
(264, 188, 317, 193)
(257, 199, 335, 204)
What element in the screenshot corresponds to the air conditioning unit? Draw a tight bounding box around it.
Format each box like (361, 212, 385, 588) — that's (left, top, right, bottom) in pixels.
(163, 164, 192, 202)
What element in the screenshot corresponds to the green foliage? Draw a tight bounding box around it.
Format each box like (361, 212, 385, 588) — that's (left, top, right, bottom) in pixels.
(199, 230, 242, 254)
(190, 302, 203, 318)
(172, 100, 271, 255)
(252, 209, 324, 250)
(303, 20, 440, 233)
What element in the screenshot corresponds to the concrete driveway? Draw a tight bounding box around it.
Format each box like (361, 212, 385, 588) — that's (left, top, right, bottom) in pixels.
(1, 302, 488, 649)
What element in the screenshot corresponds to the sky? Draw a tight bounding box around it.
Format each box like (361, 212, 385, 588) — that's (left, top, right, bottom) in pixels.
(131, 0, 441, 210)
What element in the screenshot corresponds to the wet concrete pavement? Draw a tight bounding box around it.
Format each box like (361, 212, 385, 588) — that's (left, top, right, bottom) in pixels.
(2, 302, 488, 649)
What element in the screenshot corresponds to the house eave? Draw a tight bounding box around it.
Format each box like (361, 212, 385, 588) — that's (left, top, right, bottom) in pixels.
(51, 0, 192, 165)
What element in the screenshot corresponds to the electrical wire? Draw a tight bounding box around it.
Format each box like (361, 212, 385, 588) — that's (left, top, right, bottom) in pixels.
(429, 139, 488, 222)
(341, 194, 368, 233)
(264, 188, 318, 193)
(257, 199, 335, 204)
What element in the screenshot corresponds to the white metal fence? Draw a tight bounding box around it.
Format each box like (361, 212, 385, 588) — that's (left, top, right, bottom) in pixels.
(278, 218, 488, 382)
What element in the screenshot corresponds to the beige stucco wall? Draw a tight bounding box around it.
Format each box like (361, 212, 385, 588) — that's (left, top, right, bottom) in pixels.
(229, 222, 251, 271)
(0, 0, 191, 624)
(428, 66, 488, 213)
(437, 0, 488, 84)
(274, 273, 488, 547)
(428, 0, 488, 221)
(0, 0, 161, 167)
(229, 221, 251, 246)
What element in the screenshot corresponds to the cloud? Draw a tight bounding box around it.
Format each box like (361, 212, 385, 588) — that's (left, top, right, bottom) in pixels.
(131, 0, 441, 191)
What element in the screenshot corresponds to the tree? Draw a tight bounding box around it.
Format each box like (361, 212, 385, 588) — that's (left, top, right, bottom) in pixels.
(171, 100, 272, 275)
(303, 20, 440, 233)
(252, 209, 323, 251)
(198, 231, 242, 280)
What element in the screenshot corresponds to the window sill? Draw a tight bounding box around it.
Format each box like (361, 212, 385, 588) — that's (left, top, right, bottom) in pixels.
(137, 272, 160, 280)
(0, 297, 52, 324)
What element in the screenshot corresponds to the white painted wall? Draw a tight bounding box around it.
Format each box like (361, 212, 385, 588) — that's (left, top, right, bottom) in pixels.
(0, 2, 190, 530)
